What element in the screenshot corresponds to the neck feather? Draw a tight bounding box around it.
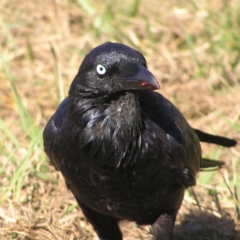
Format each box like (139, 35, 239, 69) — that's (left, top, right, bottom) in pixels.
(69, 91, 142, 168)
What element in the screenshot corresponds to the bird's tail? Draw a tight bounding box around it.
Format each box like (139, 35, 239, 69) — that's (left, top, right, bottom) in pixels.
(194, 129, 237, 147)
(194, 129, 237, 170)
(200, 158, 225, 170)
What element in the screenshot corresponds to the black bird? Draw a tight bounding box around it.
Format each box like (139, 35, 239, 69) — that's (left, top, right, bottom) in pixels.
(43, 42, 236, 240)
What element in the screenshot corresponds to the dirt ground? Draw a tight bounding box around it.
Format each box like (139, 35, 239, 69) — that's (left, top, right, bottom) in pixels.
(1, 0, 240, 239)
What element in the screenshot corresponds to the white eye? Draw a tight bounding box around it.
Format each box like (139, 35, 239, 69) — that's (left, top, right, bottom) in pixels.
(96, 64, 106, 75)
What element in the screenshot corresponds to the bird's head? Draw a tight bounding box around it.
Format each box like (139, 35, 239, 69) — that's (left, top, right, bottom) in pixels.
(69, 42, 160, 97)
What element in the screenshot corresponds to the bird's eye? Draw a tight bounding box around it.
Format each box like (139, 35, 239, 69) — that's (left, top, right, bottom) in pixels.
(96, 64, 106, 75)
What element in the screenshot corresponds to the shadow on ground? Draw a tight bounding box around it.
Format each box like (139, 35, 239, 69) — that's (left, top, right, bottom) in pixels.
(174, 211, 239, 240)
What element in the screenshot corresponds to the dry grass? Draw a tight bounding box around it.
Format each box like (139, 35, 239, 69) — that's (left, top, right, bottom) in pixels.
(0, 0, 240, 239)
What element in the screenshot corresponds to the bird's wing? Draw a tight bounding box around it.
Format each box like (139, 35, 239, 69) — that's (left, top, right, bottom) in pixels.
(139, 91, 201, 180)
(43, 97, 70, 170)
(139, 91, 230, 172)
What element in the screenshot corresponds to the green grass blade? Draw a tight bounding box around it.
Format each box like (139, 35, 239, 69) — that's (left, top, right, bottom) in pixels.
(1, 56, 42, 140)
(75, 0, 95, 15)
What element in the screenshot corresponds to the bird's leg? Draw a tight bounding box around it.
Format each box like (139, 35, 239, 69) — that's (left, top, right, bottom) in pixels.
(151, 213, 176, 240)
(78, 201, 122, 240)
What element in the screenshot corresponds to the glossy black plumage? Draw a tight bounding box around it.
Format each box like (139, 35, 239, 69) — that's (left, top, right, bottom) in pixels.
(43, 42, 236, 240)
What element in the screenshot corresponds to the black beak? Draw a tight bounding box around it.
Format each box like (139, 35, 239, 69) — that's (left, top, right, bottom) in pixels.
(115, 64, 160, 91)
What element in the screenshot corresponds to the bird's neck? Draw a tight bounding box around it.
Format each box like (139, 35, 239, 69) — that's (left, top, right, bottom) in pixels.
(108, 91, 141, 130)
(69, 91, 142, 168)
(104, 91, 142, 167)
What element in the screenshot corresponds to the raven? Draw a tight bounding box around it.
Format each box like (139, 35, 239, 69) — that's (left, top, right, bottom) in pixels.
(43, 42, 236, 240)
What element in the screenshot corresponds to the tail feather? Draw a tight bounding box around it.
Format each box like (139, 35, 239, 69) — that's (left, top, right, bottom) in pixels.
(194, 129, 237, 147)
(200, 158, 225, 170)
